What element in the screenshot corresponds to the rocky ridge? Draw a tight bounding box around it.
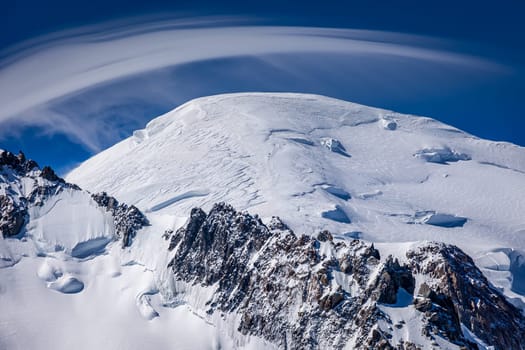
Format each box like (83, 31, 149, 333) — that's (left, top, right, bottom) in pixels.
(91, 192, 148, 247)
(0, 150, 147, 246)
(166, 203, 525, 350)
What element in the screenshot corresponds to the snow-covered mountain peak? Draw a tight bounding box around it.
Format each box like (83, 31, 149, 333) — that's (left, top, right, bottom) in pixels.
(67, 93, 525, 254)
(3, 94, 525, 349)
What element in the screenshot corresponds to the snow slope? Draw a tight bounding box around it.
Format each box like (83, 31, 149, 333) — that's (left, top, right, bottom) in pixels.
(68, 93, 525, 305)
(2, 93, 525, 350)
(0, 152, 227, 350)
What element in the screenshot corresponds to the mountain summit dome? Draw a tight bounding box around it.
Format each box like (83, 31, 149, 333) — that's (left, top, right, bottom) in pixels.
(68, 93, 525, 256)
(2, 93, 520, 349)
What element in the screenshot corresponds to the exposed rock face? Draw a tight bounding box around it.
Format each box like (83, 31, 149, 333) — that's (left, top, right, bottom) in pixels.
(168, 203, 386, 349)
(0, 150, 39, 174)
(167, 203, 525, 350)
(375, 256, 415, 304)
(408, 244, 525, 350)
(0, 194, 26, 237)
(0, 150, 79, 237)
(92, 192, 149, 247)
(0, 150, 147, 247)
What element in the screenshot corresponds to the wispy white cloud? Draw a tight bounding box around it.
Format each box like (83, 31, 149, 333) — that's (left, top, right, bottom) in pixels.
(0, 16, 506, 152)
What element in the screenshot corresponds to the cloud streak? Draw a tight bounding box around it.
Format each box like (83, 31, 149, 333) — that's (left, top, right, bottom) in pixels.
(0, 16, 506, 152)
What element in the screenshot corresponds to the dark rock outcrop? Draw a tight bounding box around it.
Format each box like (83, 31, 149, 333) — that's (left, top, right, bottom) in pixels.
(166, 203, 525, 350)
(1, 150, 74, 237)
(408, 243, 525, 350)
(0, 194, 27, 237)
(167, 203, 389, 349)
(376, 256, 414, 304)
(40, 165, 63, 183)
(0, 150, 38, 173)
(92, 192, 149, 247)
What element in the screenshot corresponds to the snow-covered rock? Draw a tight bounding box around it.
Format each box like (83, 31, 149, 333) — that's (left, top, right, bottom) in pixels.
(0, 150, 146, 253)
(165, 203, 525, 349)
(413, 146, 471, 164)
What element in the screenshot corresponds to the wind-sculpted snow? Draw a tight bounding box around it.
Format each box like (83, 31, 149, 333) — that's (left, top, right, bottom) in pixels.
(322, 185, 351, 200)
(67, 93, 525, 307)
(413, 147, 471, 164)
(166, 203, 525, 349)
(409, 211, 468, 228)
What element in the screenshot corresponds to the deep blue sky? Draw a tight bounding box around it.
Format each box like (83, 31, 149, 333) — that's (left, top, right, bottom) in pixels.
(1, 0, 524, 174)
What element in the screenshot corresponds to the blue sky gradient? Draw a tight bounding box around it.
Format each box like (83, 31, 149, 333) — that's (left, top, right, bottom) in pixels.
(1, 1, 524, 174)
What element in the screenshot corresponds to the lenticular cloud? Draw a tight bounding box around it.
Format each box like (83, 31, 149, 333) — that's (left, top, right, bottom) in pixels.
(0, 16, 502, 123)
(0, 16, 508, 154)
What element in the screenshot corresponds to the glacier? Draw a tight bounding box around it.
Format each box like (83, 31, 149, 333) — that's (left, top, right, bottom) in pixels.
(0, 93, 524, 349)
(68, 93, 525, 290)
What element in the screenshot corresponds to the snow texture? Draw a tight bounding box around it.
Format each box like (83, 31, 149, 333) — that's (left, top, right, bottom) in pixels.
(0, 93, 524, 350)
(68, 93, 525, 271)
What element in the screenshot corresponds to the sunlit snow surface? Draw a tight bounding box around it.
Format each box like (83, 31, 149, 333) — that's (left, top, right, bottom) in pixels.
(1, 93, 524, 349)
(69, 93, 525, 251)
(69, 93, 525, 305)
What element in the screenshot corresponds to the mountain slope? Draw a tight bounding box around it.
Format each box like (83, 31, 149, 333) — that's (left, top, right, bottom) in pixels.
(0, 151, 221, 350)
(1, 93, 524, 349)
(67, 93, 525, 307)
(0, 150, 147, 254)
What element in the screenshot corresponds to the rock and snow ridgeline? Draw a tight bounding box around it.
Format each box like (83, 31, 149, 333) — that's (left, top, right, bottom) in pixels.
(0, 150, 78, 238)
(165, 203, 525, 350)
(1, 93, 525, 349)
(0, 149, 147, 256)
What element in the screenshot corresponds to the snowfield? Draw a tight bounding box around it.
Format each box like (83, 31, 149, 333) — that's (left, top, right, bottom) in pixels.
(1, 93, 524, 349)
(69, 93, 525, 301)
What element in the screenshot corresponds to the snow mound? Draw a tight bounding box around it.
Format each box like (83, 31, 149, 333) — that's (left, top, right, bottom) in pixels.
(380, 117, 397, 130)
(410, 211, 468, 228)
(414, 146, 471, 164)
(137, 293, 160, 320)
(357, 190, 382, 199)
(0, 239, 19, 268)
(48, 276, 84, 294)
(320, 137, 350, 157)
